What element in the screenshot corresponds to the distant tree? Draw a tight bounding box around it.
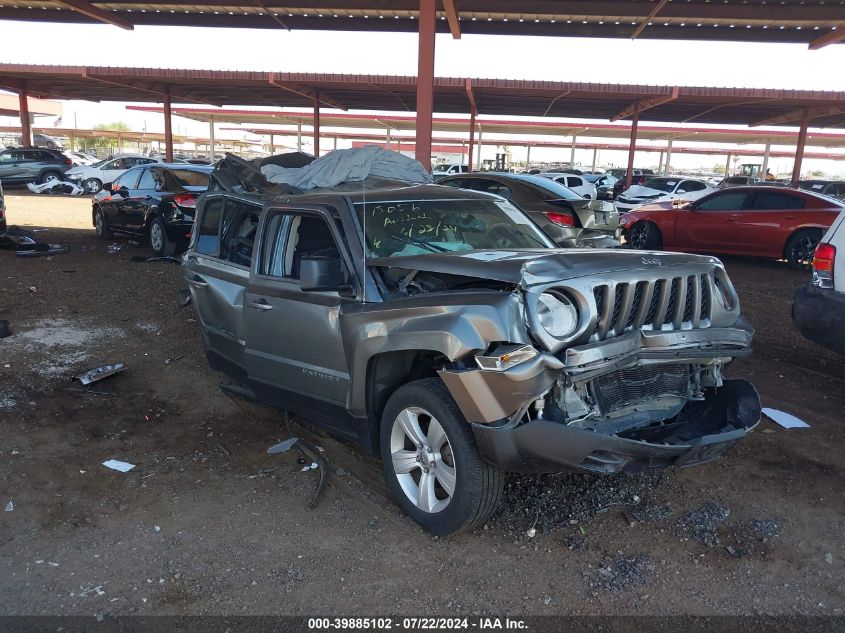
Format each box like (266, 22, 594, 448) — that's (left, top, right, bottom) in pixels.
(91, 122, 132, 152)
(811, 169, 826, 177)
(713, 163, 725, 174)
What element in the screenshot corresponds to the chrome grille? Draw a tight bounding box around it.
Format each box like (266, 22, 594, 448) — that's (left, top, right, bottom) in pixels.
(590, 272, 714, 341)
(590, 364, 691, 415)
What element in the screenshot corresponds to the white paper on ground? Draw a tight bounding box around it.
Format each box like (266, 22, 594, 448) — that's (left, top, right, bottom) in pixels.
(762, 408, 811, 429)
(102, 459, 136, 472)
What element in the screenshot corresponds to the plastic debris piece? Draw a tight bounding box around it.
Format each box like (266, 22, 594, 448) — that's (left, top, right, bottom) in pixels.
(102, 459, 135, 473)
(177, 288, 192, 306)
(106, 244, 122, 253)
(762, 407, 810, 429)
(77, 363, 127, 385)
(526, 527, 536, 538)
(4, 500, 13, 512)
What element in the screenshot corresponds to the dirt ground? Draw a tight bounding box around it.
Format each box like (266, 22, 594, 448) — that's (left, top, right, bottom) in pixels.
(0, 190, 843, 617)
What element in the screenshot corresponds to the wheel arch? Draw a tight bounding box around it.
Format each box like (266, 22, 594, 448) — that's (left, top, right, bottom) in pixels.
(782, 225, 827, 259)
(366, 349, 451, 435)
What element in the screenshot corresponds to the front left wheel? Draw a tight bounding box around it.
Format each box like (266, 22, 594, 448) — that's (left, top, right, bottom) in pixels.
(380, 377, 503, 535)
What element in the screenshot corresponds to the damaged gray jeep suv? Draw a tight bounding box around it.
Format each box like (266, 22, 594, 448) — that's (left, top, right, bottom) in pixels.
(186, 160, 760, 535)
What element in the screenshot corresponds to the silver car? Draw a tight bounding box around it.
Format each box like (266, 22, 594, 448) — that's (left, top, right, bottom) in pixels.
(186, 157, 761, 535)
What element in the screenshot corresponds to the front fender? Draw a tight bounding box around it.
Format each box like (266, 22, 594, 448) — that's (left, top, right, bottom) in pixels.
(341, 290, 528, 417)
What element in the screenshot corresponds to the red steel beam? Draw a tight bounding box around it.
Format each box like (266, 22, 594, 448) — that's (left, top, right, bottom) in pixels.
(612, 86, 678, 122)
(753, 104, 845, 127)
(163, 88, 173, 162)
(442, 0, 461, 39)
(791, 108, 810, 186)
(54, 0, 133, 30)
(18, 82, 31, 147)
(313, 92, 320, 156)
(625, 103, 640, 189)
(809, 28, 845, 50)
(415, 0, 436, 171)
(631, 0, 668, 40)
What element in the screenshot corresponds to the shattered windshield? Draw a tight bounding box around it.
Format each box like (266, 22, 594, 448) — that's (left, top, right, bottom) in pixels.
(355, 198, 554, 258)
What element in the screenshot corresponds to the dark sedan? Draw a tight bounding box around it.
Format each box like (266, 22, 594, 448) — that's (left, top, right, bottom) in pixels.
(437, 173, 620, 248)
(92, 164, 212, 256)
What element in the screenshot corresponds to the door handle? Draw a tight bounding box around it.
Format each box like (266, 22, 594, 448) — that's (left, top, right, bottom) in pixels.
(783, 215, 795, 220)
(188, 275, 207, 288)
(248, 298, 273, 311)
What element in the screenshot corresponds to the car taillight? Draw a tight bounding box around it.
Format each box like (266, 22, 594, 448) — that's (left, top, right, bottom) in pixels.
(544, 211, 575, 227)
(812, 243, 836, 289)
(174, 193, 196, 208)
(64, 157, 72, 166)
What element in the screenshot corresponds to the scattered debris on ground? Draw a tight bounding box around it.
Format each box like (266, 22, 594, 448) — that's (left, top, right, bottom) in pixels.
(676, 503, 731, 547)
(587, 554, 656, 594)
(77, 363, 127, 385)
(102, 459, 135, 473)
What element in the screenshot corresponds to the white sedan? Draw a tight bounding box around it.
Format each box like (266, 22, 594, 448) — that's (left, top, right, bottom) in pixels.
(614, 177, 715, 212)
(538, 172, 597, 199)
(65, 154, 162, 193)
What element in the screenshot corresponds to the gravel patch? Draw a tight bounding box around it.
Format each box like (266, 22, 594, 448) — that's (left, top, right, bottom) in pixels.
(676, 503, 731, 547)
(587, 554, 656, 594)
(493, 470, 667, 539)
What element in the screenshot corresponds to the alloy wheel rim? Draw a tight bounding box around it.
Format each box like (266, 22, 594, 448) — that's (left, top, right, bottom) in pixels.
(390, 407, 456, 514)
(630, 224, 648, 249)
(793, 236, 818, 267)
(150, 223, 163, 251)
(86, 181, 99, 193)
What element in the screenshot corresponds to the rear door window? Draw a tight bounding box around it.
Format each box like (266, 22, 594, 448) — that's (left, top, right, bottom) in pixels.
(136, 168, 157, 190)
(751, 191, 804, 211)
(219, 199, 261, 268)
(195, 197, 225, 256)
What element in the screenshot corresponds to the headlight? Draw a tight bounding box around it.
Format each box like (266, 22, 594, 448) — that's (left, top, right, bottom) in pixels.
(537, 292, 578, 338)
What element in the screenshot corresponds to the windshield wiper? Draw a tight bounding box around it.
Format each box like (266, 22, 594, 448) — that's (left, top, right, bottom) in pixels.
(391, 233, 450, 253)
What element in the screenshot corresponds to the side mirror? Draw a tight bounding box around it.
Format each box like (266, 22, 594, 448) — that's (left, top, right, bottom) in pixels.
(300, 256, 346, 292)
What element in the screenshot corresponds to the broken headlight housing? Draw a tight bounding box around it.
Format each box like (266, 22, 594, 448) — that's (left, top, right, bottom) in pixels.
(475, 344, 539, 371)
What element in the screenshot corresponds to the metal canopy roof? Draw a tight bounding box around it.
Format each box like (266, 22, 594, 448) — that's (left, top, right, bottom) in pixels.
(130, 107, 845, 149)
(0, 1, 843, 48)
(2, 65, 845, 128)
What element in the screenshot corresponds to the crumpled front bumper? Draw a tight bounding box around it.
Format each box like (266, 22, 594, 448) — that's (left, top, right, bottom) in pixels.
(471, 379, 760, 474)
(439, 324, 758, 474)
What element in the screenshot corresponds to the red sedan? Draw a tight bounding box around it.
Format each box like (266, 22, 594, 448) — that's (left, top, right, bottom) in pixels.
(621, 186, 844, 268)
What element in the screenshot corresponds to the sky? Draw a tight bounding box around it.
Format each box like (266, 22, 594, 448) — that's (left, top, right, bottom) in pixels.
(2, 20, 845, 175)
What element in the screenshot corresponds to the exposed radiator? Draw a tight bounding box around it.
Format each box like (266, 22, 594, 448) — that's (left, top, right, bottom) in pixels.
(590, 364, 691, 415)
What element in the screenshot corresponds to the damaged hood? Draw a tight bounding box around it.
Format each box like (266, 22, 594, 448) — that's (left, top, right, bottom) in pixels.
(370, 249, 718, 286)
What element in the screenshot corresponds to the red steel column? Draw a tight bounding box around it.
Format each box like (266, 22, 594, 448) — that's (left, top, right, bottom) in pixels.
(625, 104, 640, 190)
(467, 106, 477, 173)
(791, 107, 810, 187)
(18, 82, 32, 147)
(313, 92, 321, 157)
(415, 0, 436, 171)
(163, 87, 173, 162)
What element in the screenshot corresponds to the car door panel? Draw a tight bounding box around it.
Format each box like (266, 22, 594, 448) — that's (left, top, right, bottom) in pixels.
(244, 208, 351, 409)
(732, 191, 806, 257)
(673, 191, 751, 254)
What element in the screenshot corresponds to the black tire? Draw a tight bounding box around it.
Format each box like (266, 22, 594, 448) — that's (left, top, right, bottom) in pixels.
(93, 206, 112, 239)
(626, 220, 662, 250)
(380, 377, 503, 535)
(148, 216, 176, 256)
(785, 228, 824, 270)
(39, 170, 61, 184)
(82, 178, 103, 194)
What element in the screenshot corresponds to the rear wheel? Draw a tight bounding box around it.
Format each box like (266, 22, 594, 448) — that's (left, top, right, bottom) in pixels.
(785, 228, 824, 270)
(148, 216, 176, 256)
(39, 170, 61, 184)
(380, 377, 503, 535)
(627, 220, 662, 250)
(82, 178, 103, 194)
(94, 207, 112, 239)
